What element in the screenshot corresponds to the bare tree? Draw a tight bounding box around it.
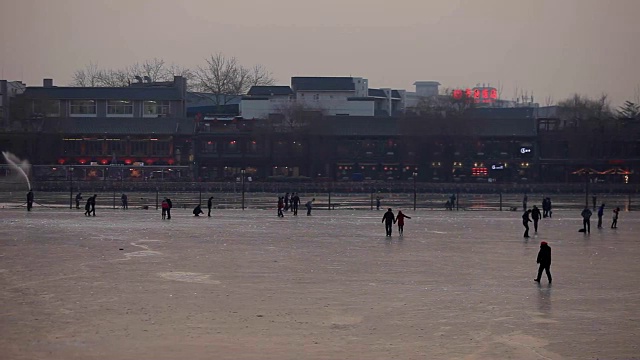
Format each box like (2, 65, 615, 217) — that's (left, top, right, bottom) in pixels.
(70, 62, 102, 87)
(193, 53, 275, 110)
(69, 59, 194, 88)
(272, 100, 323, 131)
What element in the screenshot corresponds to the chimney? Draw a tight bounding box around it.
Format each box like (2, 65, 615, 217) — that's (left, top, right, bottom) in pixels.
(43, 78, 53, 87)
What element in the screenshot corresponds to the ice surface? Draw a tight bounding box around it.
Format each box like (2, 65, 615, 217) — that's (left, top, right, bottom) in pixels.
(0, 207, 638, 359)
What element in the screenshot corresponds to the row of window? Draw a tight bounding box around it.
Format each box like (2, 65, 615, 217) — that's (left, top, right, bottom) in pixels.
(63, 140, 170, 156)
(33, 100, 170, 117)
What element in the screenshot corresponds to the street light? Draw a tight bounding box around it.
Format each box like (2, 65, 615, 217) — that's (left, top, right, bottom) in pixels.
(241, 168, 246, 210)
(413, 171, 418, 211)
(69, 166, 74, 209)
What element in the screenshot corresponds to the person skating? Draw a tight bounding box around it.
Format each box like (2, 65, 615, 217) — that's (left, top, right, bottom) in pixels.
(534, 241, 552, 283)
(121, 193, 128, 209)
(291, 193, 300, 216)
(592, 195, 597, 210)
(611, 207, 620, 228)
(597, 203, 605, 228)
(581, 207, 592, 234)
(75, 192, 83, 209)
(89, 194, 97, 216)
(165, 198, 173, 219)
(277, 197, 285, 217)
(161, 198, 169, 219)
(26, 190, 34, 211)
(531, 205, 541, 233)
(193, 204, 204, 216)
(305, 198, 315, 216)
(382, 208, 395, 236)
(207, 196, 213, 217)
(376, 196, 381, 210)
(522, 209, 532, 238)
(395, 210, 411, 236)
(84, 197, 92, 216)
(284, 192, 290, 211)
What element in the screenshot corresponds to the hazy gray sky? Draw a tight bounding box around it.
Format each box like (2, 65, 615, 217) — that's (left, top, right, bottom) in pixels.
(1, 0, 639, 106)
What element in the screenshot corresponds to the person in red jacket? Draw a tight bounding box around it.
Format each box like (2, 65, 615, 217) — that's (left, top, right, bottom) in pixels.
(395, 210, 411, 236)
(277, 197, 285, 217)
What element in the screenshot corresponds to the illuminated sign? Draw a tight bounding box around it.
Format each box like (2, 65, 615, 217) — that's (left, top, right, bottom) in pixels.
(452, 87, 498, 103)
(472, 167, 488, 176)
(491, 164, 505, 170)
(520, 147, 532, 154)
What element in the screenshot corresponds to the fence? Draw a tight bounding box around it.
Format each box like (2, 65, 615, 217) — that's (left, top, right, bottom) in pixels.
(0, 180, 637, 212)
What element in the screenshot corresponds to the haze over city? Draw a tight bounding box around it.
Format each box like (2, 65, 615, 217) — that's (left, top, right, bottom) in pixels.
(1, 0, 639, 106)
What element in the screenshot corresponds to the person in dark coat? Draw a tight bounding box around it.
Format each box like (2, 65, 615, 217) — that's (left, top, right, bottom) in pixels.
(277, 197, 285, 217)
(291, 193, 300, 216)
(84, 197, 92, 216)
(121, 193, 128, 209)
(395, 210, 411, 236)
(89, 194, 97, 216)
(581, 207, 592, 234)
(522, 209, 532, 238)
(534, 241, 552, 283)
(376, 196, 381, 210)
(597, 203, 605, 228)
(531, 205, 542, 233)
(382, 208, 395, 236)
(26, 190, 34, 211)
(75, 192, 83, 209)
(165, 198, 173, 219)
(193, 204, 204, 216)
(207, 196, 213, 217)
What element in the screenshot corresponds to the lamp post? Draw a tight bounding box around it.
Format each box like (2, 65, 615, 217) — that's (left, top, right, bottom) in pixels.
(413, 171, 418, 211)
(69, 166, 74, 209)
(241, 168, 246, 210)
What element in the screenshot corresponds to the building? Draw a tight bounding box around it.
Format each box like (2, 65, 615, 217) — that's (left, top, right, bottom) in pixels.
(0, 80, 26, 130)
(4, 76, 193, 181)
(241, 76, 406, 119)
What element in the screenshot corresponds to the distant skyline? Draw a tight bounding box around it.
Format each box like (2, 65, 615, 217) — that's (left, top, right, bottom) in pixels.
(1, 0, 639, 106)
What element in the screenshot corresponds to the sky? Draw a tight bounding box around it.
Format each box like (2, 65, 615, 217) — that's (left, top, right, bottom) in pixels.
(1, 0, 639, 106)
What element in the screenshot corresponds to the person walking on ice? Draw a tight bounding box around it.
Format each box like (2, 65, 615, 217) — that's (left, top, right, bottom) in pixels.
(534, 241, 552, 284)
(161, 198, 169, 219)
(207, 196, 213, 217)
(522, 209, 532, 238)
(382, 208, 395, 237)
(26, 189, 34, 211)
(597, 203, 605, 228)
(395, 210, 411, 236)
(75, 192, 82, 209)
(581, 207, 592, 234)
(611, 207, 620, 228)
(531, 205, 541, 233)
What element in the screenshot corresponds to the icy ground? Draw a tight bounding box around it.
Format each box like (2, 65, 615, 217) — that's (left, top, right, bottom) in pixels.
(0, 207, 638, 359)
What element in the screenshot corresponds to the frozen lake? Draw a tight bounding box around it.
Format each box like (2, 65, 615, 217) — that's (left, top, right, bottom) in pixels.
(1, 206, 639, 359)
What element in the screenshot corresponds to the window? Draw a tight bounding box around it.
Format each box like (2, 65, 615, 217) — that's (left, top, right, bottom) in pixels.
(106, 140, 123, 155)
(63, 139, 82, 155)
(33, 99, 60, 117)
(151, 141, 169, 156)
(143, 101, 170, 117)
(131, 141, 147, 155)
(86, 140, 103, 155)
(107, 100, 133, 116)
(70, 100, 96, 116)
(202, 140, 217, 154)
